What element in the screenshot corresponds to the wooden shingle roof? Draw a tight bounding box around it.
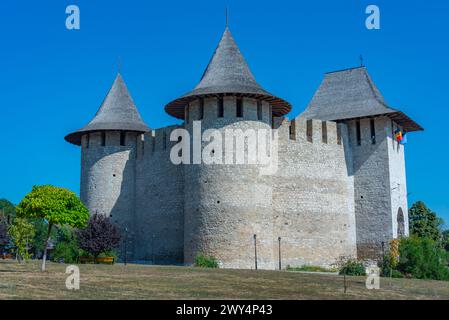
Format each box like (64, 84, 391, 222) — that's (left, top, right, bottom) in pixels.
(165, 27, 291, 119)
(65, 74, 150, 145)
(301, 67, 423, 132)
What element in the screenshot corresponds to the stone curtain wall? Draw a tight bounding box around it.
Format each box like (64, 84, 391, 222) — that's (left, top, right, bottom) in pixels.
(134, 125, 185, 264)
(273, 117, 357, 268)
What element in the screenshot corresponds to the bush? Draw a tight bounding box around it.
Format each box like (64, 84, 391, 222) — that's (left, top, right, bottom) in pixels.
(77, 214, 121, 259)
(194, 253, 219, 268)
(395, 236, 449, 281)
(98, 250, 118, 260)
(339, 259, 366, 276)
(286, 265, 337, 273)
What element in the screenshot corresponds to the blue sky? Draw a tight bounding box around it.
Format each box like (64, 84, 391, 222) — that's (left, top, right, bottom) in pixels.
(0, 1, 448, 222)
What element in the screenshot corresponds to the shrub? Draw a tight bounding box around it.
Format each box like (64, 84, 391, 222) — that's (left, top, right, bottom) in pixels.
(396, 236, 449, 281)
(286, 265, 337, 273)
(77, 214, 121, 259)
(98, 250, 118, 260)
(194, 253, 219, 268)
(339, 259, 366, 276)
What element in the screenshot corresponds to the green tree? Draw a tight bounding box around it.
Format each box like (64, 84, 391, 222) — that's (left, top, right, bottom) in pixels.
(30, 218, 57, 258)
(16, 185, 89, 271)
(396, 236, 449, 280)
(409, 201, 444, 242)
(442, 230, 449, 252)
(8, 217, 35, 263)
(52, 226, 80, 263)
(0, 199, 16, 225)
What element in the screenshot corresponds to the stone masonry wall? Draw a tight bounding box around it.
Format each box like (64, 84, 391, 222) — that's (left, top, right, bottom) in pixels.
(183, 97, 275, 269)
(273, 117, 357, 268)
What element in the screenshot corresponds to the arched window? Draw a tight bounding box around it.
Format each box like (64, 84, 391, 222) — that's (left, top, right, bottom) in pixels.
(397, 208, 405, 237)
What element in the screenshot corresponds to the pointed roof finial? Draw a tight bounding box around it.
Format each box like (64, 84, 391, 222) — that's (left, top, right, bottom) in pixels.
(359, 54, 364, 67)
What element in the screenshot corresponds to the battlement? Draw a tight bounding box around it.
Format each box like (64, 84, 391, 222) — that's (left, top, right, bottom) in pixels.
(185, 97, 271, 125)
(136, 125, 184, 158)
(275, 117, 344, 146)
(81, 131, 139, 150)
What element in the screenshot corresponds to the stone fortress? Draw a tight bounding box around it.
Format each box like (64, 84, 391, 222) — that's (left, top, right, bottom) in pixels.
(65, 26, 422, 269)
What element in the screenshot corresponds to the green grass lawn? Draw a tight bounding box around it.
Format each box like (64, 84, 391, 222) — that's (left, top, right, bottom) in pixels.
(0, 260, 448, 300)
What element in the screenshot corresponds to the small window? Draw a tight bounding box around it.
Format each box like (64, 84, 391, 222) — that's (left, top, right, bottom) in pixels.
(152, 137, 155, 153)
(198, 99, 204, 120)
(86, 133, 90, 149)
(257, 101, 262, 120)
(356, 120, 361, 146)
(270, 105, 273, 128)
(289, 120, 296, 140)
(218, 98, 224, 118)
(370, 119, 376, 144)
(120, 131, 126, 146)
(306, 120, 313, 142)
(101, 132, 106, 146)
(162, 131, 167, 150)
(322, 121, 328, 144)
(141, 135, 145, 156)
(236, 98, 243, 118)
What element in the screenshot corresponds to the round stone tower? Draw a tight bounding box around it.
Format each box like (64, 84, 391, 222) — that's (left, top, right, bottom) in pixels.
(165, 27, 291, 269)
(65, 74, 150, 259)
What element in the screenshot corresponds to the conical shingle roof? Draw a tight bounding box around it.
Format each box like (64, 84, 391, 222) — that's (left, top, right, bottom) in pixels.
(165, 27, 291, 119)
(301, 67, 422, 132)
(65, 74, 150, 145)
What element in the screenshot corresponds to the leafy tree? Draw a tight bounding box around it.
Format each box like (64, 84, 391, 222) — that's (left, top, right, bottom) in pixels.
(396, 236, 449, 280)
(0, 218, 10, 252)
(16, 185, 89, 271)
(52, 226, 80, 263)
(29, 218, 57, 258)
(8, 217, 35, 263)
(0, 199, 16, 225)
(442, 230, 449, 252)
(409, 201, 444, 242)
(77, 214, 121, 261)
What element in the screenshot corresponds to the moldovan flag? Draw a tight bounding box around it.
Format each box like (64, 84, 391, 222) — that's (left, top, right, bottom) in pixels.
(395, 130, 403, 142)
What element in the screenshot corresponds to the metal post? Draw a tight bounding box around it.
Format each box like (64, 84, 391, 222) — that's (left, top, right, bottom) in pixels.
(253, 234, 257, 270)
(278, 237, 282, 270)
(152, 234, 155, 265)
(124, 227, 128, 266)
